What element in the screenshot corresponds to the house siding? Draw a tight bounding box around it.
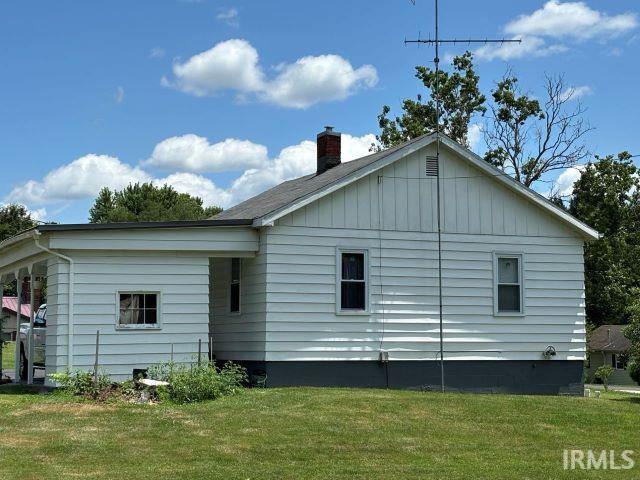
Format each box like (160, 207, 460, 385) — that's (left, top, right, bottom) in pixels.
(262, 145, 586, 366)
(47, 251, 211, 382)
(210, 231, 267, 361)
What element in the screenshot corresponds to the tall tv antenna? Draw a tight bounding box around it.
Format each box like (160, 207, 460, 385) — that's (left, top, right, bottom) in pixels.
(404, 0, 520, 393)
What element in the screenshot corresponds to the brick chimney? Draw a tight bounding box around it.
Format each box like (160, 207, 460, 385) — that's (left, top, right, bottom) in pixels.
(317, 126, 341, 174)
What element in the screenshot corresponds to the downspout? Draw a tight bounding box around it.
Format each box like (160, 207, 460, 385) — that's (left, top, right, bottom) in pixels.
(32, 231, 75, 371)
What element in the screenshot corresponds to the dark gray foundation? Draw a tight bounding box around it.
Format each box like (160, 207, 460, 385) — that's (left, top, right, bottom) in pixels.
(223, 360, 584, 395)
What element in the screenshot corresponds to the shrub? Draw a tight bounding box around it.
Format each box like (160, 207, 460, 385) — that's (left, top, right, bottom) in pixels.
(628, 360, 640, 385)
(594, 365, 614, 391)
(49, 369, 111, 398)
(147, 361, 247, 404)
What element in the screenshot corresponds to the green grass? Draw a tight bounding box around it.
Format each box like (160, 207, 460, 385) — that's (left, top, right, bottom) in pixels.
(0, 388, 638, 479)
(1, 341, 15, 373)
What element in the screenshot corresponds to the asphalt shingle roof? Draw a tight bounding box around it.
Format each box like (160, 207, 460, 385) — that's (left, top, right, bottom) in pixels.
(588, 324, 632, 352)
(212, 135, 430, 222)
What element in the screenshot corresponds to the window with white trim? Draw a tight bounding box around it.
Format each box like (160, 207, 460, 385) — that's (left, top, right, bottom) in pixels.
(494, 254, 523, 314)
(612, 353, 627, 370)
(230, 258, 241, 313)
(338, 250, 367, 312)
(118, 293, 159, 328)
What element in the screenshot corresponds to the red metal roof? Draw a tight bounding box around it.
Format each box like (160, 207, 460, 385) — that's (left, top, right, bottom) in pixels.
(2, 297, 31, 319)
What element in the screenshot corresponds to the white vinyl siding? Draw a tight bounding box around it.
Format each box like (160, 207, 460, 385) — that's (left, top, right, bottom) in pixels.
(265, 144, 586, 362)
(46, 251, 211, 381)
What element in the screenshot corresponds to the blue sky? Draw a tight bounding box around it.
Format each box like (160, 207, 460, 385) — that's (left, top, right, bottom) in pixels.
(0, 0, 638, 223)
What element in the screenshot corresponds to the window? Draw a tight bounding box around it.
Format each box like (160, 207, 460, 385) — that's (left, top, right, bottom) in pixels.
(494, 254, 523, 315)
(118, 293, 159, 328)
(612, 353, 627, 370)
(338, 249, 367, 312)
(230, 258, 241, 313)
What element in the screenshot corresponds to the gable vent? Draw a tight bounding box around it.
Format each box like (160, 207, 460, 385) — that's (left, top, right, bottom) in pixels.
(425, 156, 439, 177)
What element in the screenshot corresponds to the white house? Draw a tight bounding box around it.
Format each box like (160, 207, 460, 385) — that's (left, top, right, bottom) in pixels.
(0, 128, 598, 393)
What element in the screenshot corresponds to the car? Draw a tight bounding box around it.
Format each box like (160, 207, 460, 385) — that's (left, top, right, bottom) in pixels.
(18, 304, 46, 380)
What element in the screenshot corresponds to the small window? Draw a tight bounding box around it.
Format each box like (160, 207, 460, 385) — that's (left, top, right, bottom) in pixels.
(230, 258, 241, 313)
(338, 250, 367, 312)
(118, 293, 159, 328)
(494, 254, 523, 314)
(612, 354, 627, 370)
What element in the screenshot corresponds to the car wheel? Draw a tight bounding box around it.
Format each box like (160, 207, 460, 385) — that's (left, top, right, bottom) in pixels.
(19, 345, 28, 381)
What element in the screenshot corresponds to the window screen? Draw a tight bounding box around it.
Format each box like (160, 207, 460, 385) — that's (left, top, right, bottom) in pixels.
(119, 293, 158, 326)
(340, 252, 366, 310)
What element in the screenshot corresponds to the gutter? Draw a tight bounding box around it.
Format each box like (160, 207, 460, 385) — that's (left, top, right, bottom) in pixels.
(32, 230, 75, 371)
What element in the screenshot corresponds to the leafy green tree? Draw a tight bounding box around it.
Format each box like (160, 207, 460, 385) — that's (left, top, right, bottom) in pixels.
(624, 301, 640, 385)
(484, 75, 591, 187)
(594, 365, 614, 391)
(375, 51, 486, 149)
(0, 204, 38, 242)
(569, 152, 640, 326)
(89, 183, 222, 223)
(0, 204, 38, 297)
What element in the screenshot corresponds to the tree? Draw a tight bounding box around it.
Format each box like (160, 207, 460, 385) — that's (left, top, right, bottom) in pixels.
(0, 204, 38, 243)
(484, 74, 592, 187)
(375, 51, 486, 149)
(624, 301, 640, 385)
(89, 183, 222, 223)
(569, 152, 640, 326)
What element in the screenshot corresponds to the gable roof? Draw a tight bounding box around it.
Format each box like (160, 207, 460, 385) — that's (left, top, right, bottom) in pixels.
(213, 133, 599, 240)
(588, 324, 632, 352)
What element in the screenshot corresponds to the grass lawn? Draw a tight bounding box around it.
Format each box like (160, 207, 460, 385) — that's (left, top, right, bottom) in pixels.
(2, 340, 15, 373)
(0, 388, 638, 479)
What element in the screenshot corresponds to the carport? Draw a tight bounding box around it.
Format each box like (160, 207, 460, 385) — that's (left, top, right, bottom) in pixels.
(0, 229, 54, 385)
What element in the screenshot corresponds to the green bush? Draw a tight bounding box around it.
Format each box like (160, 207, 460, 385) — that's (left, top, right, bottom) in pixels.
(594, 365, 614, 391)
(628, 360, 640, 385)
(49, 369, 111, 398)
(147, 361, 247, 404)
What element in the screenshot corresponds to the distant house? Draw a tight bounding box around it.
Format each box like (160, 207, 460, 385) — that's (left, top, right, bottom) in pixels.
(0, 129, 599, 393)
(586, 325, 634, 386)
(1, 297, 31, 341)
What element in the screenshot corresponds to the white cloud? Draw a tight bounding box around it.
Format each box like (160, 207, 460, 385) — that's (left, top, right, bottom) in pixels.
(467, 124, 483, 152)
(149, 47, 165, 59)
(505, 1, 637, 40)
(226, 133, 376, 204)
(216, 7, 239, 27)
(559, 85, 592, 102)
(8, 154, 151, 205)
(155, 172, 232, 207)
(163, 39, 377, 108)
(552, 165, 585, 197)
(114, 86, 125, 104)
(476, 1, 637, 61)
(164, 39, 264, 96)
(475, 35, 568, 61)
(5, 132, 376, 212)
(143, 134, 268, 173)
(28, 208, 47, 222)
(263, 55, 378, 109)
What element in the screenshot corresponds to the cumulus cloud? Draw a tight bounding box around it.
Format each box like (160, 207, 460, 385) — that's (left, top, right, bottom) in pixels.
(8, 155, 151, 205)
(475, 1, 637, 61)
(163, 39, 264, 96)
(551, 165, 586, 197)
(163, 39, 377, 108)
(5, 133, 376, 212)
(467, 124, 483, 152)
(505, 1, 637, 40)
(216, 7, 239, 27)
(143, 134, 268, 173)
(262, 55, 378, 109)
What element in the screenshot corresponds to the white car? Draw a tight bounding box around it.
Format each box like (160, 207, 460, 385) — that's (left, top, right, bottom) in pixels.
(18, 304, 46, 380)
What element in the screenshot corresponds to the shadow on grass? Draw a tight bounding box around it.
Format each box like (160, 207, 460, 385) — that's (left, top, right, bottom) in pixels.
(608, 396, 640, 404)
(0, 383, 53, 395)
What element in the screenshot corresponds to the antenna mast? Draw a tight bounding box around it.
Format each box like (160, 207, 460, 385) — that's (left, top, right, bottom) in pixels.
(404, 0, 520, 393)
